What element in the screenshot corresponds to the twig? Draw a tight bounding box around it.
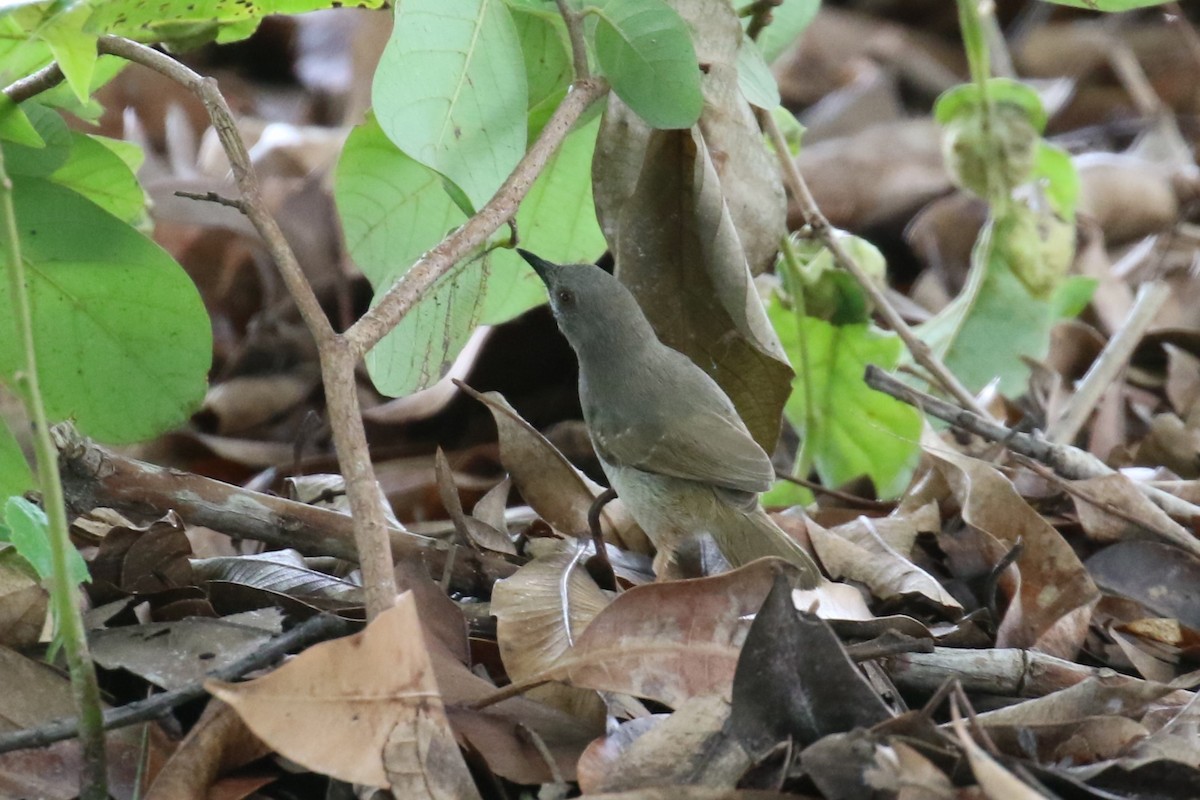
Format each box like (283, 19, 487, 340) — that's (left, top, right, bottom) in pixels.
(342, 76, 608, 358)
(1046, 281, 1169, 444)
(53, 425, 519, 595)
(0, 614, 350, 755)
(2, 61, 65, 103)
(758, 109, 991, 420)
(92, 36, 400, 618)
(773, 472, 894, 511)
(863, 365, 1200, 532)
(585, 488, 618, 589)
(1013, 453, 1195, 550)
(743, 0, 783, 41)
(555, 0, 590, 81)
(174, 190, 246, 212)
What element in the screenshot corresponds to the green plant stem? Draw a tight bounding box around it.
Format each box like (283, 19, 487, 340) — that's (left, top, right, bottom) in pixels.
(955, 0, 1007, 210)
(0, 149, 107, 797)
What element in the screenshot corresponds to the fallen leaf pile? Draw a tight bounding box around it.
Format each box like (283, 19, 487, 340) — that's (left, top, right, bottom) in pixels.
(4, 3, 1200, 799)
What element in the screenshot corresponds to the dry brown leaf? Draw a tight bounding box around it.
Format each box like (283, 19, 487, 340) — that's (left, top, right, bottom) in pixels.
(578, 695, 747, 793)
(144, 699, 270, 800)
(863, 739, 955, 799)
(208, 592, 472, 790)
(434, 447, 516, 555)
(199, 371, 318, 436)
(382, 707, 482, 800)
(1071, 473, 1193, 547)
(492, 540, 612, 720)
(533, 558, 795, 707)
(457, 383, 648, 551)
(930, 447, 1099, 657)
(951, 709, 1044, 799)
(0, 559, 47, 648)
(807, 512, 961, 614)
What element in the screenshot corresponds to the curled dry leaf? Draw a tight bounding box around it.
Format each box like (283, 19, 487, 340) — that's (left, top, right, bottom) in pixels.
(457, 382, 648, 552)
(492, 539, 612, 720)
(0, 560, 47, 648)
(143, 699, 270, 800)
(577, 695, 747, 794)
(1070, 473, 1194, 549)
(534, 558, 800, 708)
(208, 592, 473, 790)
(950, 708, 1044, 799)
(806, 510, 962, 615)
(434, 447, 516, 555)
(929, 447, 1099, 658)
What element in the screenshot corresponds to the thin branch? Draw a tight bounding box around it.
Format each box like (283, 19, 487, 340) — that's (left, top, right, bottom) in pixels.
(1046, 281, 1169, 444)
(758, 109, 992, 419)
(0, 614, 350, 755)
(863, 365, 1200, 533)
(93, 35, 400, 616)
(174, 189, 246, 212)
(743, 0, 783, 41)
(555, 0, 590, 80)
(773, 472, 894, 511)
(343, 76, 608, 358)
(2, 61, 65, 103)
(53, 425, 519, 596)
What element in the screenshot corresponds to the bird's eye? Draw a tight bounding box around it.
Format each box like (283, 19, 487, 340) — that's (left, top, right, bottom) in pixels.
(556, 289, 574, 305)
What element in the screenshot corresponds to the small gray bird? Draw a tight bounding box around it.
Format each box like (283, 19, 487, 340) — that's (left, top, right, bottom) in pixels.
(520, 249, 820, 585)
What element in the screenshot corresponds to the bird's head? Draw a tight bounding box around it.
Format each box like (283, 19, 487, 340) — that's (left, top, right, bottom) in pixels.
(518, 249, 654, 357)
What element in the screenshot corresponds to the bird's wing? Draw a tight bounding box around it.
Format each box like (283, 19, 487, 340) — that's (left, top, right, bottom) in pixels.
(592, 405, 776, 494)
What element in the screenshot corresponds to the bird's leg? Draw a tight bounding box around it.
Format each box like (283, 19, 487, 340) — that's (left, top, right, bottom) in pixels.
(586, 487, 619, 590)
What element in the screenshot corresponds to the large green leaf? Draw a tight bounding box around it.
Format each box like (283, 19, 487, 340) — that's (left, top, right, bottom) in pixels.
(51, 132, 146, 224)
(511, 5, 572, 140)
(336, 114, 484, 398)
(364, 257, 489, 397)
(0, 176, 211, 442)
(769, 297, 920, 498)
(4, 103, 70, 177)
(482, 116, 605, 324)
(372, 0, 527, 210)
(335, 114, 464, 290)
(590, 0, 703, 129)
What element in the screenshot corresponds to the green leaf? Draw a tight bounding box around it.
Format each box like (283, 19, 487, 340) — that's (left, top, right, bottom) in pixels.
(735, 37, 779, 109)
(1051, 276, 1096, 320)
(590, 0, 703, 129)
(741, 0, 820, 63)
(3, 103, 70, 177)
(36, 4, 95, 104)
(336, 114, 482, 398)
(0, 177, 211, 442)
(365, 257, 488, 397)
(50, 132, 146, 223)
(934, 78, 1047, 133)
(511, 5, 572, 139)
(769, 297, 921, 498)
(372, 0, 528, 210)
(3, 496, 89, 584)
(483, 116, 605, 323)
(0, 98, 43, 147)
(0, 419, 33, 498)
(918, 221, 1055, 395)
(1033, 141, 1079, 220)
(85, 0, 385, 45)
(335, 113, 465, 290)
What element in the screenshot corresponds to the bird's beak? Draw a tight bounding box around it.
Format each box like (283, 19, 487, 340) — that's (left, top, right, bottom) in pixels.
(517, 249, 558, 285)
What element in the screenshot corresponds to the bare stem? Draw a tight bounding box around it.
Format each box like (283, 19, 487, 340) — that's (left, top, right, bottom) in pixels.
(2, 61, 65, 103)
(758, 109, 991, 418)
(0, 145, 107, 797)
(555, 0, 591, 80)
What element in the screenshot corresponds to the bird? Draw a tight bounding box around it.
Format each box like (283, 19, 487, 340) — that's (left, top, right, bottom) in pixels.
(520, 249, 820, 585)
